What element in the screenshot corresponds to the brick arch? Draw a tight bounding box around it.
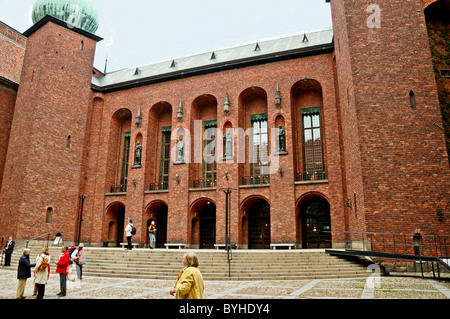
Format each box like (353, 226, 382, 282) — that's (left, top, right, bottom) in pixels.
(295, 192, 332, 249)
(145, 101, 172, 190)
(239, 195, 270, 248)
(422, 0, 439, 9)
(144, 200, 168, 247)
(104, 201, 126, 246)
(188, 197, 216, 248)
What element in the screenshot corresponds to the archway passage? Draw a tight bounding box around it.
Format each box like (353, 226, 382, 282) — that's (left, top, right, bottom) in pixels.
(300, 197, 331, 249)
(199, 202, 216, 249)
(248, 199, 271, 249)
(105, 202, 126, 247)
(146, 203, 168, 248)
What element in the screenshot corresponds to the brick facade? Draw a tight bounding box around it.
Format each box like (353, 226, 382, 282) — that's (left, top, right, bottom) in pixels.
(0, 1, 448, 249)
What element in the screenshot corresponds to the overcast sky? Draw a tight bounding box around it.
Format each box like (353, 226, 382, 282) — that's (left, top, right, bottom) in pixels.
(1, 0, 332, 73)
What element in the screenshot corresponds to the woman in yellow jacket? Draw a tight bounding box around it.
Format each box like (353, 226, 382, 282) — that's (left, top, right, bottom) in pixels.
(170, 252, 204, 299)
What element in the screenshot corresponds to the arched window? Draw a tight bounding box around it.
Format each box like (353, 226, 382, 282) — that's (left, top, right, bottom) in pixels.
(410, 90, 416, 110)
(45, 207, 52, 224)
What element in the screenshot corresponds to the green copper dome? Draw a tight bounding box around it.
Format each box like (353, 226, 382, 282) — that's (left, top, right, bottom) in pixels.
(32, 0, 99, 34)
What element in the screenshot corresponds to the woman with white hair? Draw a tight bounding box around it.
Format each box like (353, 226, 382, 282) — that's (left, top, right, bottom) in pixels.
(170, 252, 204, 299)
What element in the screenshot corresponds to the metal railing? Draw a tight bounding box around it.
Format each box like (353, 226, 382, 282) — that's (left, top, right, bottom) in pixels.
(1, 233, 52, 267)
(192, 179, 216, 189)
(110, 184, 126, 193)
(241, 175, 270, 186)
(326, 231, 450, 280)
(295, 171, 328, 182)
(148, 181, 169, 191)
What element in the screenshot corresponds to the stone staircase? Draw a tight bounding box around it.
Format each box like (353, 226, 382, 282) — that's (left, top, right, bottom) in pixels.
(4, 244, 370, 281)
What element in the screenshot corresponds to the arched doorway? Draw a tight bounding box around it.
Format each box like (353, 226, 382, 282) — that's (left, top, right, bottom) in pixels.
(190, 199, 216, 249)
(105, 202, 126, 247)
(248, 199, 271, 249)
(300, 197, 331, 249)
(200, 202, 216, 249)
(146, 203, 168, 248)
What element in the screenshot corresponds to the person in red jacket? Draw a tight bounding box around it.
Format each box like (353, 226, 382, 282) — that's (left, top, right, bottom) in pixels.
(55, 246, 70, 297)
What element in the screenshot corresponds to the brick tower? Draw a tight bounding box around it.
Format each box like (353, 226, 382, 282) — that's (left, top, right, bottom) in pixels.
(0, 15, 102, 241)
(328, 0, 449, 235)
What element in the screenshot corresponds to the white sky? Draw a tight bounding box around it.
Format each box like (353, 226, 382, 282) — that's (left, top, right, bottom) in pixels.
(0, 0, 333, 73)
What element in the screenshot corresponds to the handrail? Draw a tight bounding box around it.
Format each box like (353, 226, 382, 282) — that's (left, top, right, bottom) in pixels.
(1, 233, 52, 267)
(326, 231, 450, 281)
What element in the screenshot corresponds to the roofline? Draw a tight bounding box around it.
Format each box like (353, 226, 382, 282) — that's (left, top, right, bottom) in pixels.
(0, 76, 19, 90)
(92, 42, 335, 93)
(23, 15, 103, 42)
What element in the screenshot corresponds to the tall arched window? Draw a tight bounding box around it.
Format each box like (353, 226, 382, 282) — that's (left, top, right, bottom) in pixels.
(302, 107, 324, 180)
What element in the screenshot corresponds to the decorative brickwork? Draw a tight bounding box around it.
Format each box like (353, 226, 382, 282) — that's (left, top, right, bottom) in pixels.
(0, 1, 448, 249)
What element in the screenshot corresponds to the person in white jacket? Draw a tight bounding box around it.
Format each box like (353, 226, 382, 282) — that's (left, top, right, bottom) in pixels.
(125, 218, 134, 250)
(34, 247, 51, 299)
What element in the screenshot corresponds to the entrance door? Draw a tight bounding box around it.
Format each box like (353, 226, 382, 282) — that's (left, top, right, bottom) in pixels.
(301, 198, 331, 249)
(155, 206, 168, 248)
(200, 203, 216, 249)
(248, 200, 271, 249)
(116, 207, 125, 247)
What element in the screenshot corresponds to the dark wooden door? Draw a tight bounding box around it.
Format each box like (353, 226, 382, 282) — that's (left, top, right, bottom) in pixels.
(248, 201, 271, 249)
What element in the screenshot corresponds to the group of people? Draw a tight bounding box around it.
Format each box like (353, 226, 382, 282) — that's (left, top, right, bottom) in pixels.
(6, 233, 205, 300)
(14, 243, 86, 299)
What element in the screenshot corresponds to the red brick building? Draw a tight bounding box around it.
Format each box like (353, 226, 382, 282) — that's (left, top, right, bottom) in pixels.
(0, 0, 448, 249)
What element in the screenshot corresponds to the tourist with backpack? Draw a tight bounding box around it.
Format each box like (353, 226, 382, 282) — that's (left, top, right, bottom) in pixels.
(33, 246, 50, 299)
(71, 243, 86, 280)
(125, 218, 136, 250)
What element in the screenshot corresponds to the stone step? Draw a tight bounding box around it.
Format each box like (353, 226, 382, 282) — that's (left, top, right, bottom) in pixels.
(4, 246, 369, 281)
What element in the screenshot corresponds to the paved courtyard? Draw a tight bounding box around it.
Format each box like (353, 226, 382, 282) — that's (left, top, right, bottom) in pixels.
(0, 268, 449, 299)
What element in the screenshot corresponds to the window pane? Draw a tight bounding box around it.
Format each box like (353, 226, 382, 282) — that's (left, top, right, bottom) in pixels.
(304, 116, 312, 129)
(260, 121, 268, 133)
(304, 129, 313, 144)
(313, 128, 321, 142)
(312, 114, 320, 128)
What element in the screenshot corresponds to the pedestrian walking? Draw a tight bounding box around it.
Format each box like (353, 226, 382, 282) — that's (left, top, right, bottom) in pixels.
(33, 246, 51, 299)
(15, 248, 36, 299)
(169, 252, 204, 299)
(71, 243, 86, 280)
(55, 246, 70, 297)
(125, 218, 135, 250)
(4, 236, 15, 266)
(148, 221, 156, 249)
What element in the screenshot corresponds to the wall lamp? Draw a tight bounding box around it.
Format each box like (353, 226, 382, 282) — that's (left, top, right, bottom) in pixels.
(346, 197, 352, 209)
(175, 174, 180, 184)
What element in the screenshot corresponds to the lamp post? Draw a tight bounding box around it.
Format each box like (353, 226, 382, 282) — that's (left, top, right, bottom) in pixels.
(220, 171, 235, 278)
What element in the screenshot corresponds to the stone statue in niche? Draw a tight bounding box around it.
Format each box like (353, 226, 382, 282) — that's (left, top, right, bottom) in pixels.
(223, 131, 233, 160)
(175, 136, 185, 164)
(276, 125, 288, 155)
(133, 141, 142, 168)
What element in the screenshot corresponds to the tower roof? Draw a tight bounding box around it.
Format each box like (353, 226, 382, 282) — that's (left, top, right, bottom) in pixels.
(32, 0, 99, 34)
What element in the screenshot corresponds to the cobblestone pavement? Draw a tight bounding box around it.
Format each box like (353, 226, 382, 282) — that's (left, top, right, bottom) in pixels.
(0, 268, 449, 300)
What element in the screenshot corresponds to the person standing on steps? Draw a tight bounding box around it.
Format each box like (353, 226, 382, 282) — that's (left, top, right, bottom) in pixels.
(148, 221, 157, 249)
(4, 236, 15, 267)
(125, 218, 135, 250)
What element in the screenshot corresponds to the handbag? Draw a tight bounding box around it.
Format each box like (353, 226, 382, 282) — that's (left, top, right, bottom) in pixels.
(38, 255, 48, 271)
